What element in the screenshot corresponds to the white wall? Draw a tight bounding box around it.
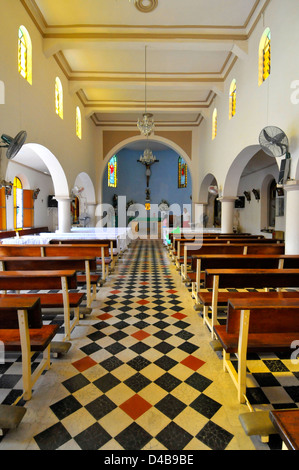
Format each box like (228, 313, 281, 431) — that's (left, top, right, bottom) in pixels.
(0, 0, 97, 210)
(197, 0, 299, 195)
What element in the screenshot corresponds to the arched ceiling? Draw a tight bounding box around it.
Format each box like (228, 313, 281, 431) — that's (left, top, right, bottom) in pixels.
(22, 0, 270, 128)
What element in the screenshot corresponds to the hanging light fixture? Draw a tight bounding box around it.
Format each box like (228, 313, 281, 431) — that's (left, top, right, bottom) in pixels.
(139, 147, 156, 165)
(137, 46, 155, 136)
(129, 0, 158, 13)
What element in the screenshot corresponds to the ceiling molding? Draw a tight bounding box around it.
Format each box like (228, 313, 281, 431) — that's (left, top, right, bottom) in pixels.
(20, 0, 271, 128)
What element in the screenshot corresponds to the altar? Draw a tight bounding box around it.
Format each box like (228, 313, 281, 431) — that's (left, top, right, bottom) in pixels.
(130, 217, 162, 238)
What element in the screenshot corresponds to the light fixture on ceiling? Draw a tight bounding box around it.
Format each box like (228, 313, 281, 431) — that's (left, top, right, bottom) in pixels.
(137, 46, 155, 137)
(129, 0, 158, 13)
(139, 147, 156, 165)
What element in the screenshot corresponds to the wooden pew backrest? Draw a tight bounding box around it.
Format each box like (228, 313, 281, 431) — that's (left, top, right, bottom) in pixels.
(0, 297, 42, 329)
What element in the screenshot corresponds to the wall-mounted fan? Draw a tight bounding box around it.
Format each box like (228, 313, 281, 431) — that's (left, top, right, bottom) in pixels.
(0, 130, 27, 159)
(259, 126, 291, 186)
(208, 185, 218, 195)
(259, 126, 289, 158)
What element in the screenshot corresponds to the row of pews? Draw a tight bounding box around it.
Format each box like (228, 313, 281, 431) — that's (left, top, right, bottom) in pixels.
(0, 232, 126, 436)
(167, 231, 299, 450)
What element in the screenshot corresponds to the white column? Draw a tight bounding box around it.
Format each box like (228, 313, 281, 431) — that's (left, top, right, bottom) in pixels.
(55, 196, 72, 233)
(219, 197, 237, 234)
(284, 180, 299, 254)
(192, 202, 206, 230)
(87, 202, 97, 226)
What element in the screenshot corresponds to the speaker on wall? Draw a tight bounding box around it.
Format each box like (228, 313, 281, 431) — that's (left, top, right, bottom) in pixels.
(235, 196, 245, 208)
(48, 195, 58, 208)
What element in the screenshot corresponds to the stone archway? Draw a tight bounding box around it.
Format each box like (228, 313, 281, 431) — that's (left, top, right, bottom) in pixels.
(10, 143, 70, 232)
(100, 134, 193, 199)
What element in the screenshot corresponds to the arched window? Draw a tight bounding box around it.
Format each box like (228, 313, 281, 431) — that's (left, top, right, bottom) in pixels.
(55, 77, 63, 119)
(0, 188, 7, 230)
(76, 107, 82, 139)
(229, 79, 236, 119)
(178, 156, 187, 188)
(13, 177, 23, 229)
(212, 108, 217, 140)
(18, 25, 32, 84)
(259, 28, 271, 86)
(108, 155, 118, 188)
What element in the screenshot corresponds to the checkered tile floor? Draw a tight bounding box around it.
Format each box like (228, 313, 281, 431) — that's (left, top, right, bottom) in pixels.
(0, 239, 298, 450)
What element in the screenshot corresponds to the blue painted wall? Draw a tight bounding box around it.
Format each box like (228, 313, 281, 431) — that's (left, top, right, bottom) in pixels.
(102, 147, 192, 211)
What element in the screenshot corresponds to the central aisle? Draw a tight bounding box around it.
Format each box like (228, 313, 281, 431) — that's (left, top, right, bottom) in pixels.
(0, 239, 260, 450)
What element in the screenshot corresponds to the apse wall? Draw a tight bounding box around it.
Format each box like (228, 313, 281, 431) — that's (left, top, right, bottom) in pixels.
(102, 148, 192, 211)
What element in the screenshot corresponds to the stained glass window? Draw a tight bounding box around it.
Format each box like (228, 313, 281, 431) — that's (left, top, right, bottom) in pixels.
(259, 28, 271, 86)
(212, 108, 217, 140)
(178, 157, 187, 188)
(108, 155, 118, 188)
(229, 79, 236, 119)
(76, 106, 82, 139)
(18, 26, 32, 84)
(55, 77, 63, 119)
(13, 177, 23, 229)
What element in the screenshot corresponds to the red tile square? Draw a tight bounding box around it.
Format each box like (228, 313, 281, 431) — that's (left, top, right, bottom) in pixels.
(97, 313, 113, 320)
(131, 330, 150, 341)
(167, 289, 177, 294)
(110, 290, 121, 294)
(120, 394, 152, 420)
(181, 355, 205, 371)
(171, 312, 187, 320)
(137, 299, 150, 305)
(72, 356, 97, 372)
(140, 281, 149, 285)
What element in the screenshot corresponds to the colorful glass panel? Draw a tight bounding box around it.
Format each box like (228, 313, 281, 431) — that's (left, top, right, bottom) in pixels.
(108, 155, 118, 188)
(76, 107, 82, 139)
(259, 28, 271, 86)
(18, 26, 32, 84)
(55, 77, 63, 119)
(229, 79, 236, 119)
(212, 108, 217, 140)
(178, 157, 187, 188)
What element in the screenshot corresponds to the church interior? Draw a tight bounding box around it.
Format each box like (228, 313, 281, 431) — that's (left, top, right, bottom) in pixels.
(0, 0, 299, 452)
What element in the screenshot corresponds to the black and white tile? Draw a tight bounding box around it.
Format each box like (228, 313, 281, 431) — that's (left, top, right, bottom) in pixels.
(0, 239, 297, 450)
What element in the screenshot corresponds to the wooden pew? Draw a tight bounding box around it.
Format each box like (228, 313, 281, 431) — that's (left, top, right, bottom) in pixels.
(0, 270, 78, 341)
(0, 256, 97, 308)
(172, 235, 278, 256)
(181, 242, 285, 282)
(49, 238, 118, 269)
(270, 409, 299, 450)
(202, 268, 299, 338)
(190, 253, 299, 301)
(213, 296, 299, 404)
(0, 296, 58, 401)
(171, 237, 278, 263)
(0, 243, 109, 282)
(168, 232, 261, 248)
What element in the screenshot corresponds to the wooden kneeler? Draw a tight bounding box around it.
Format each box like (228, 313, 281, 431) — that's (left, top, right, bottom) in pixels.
(0, 404, 26, 436)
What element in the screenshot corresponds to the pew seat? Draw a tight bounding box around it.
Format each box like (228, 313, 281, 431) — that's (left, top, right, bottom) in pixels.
(213, 297, 299, 404)
(0, 297, 59, 401)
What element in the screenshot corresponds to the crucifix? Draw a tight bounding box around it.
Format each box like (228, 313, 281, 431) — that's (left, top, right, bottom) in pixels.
(137, 148, 159, 196)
